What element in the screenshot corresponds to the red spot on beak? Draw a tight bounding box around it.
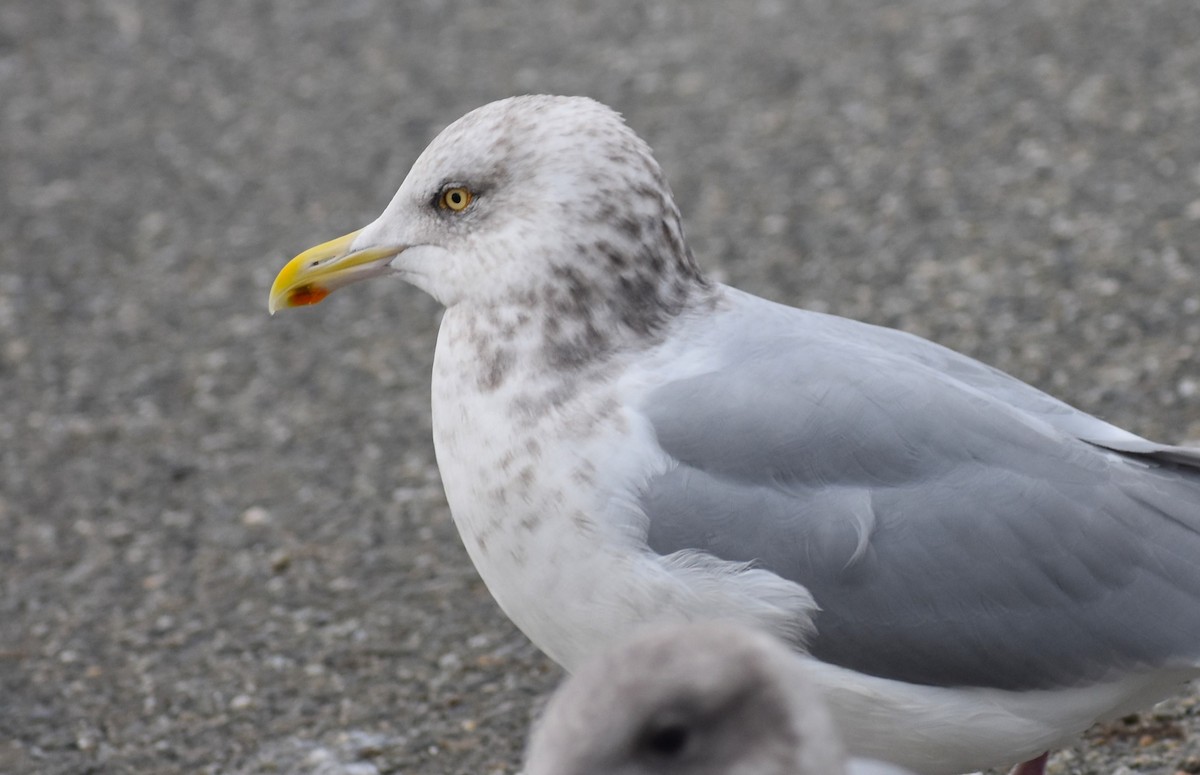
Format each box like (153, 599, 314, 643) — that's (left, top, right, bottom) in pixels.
(288, 285, 330, 306)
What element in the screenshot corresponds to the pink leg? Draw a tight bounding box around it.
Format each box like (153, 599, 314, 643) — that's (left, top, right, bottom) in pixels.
(1008, 752, 1049, 775)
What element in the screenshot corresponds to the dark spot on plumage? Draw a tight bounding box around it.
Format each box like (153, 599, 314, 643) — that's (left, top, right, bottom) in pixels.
(515, 465, 536, 490)
(546, 380, 579, 407)
(490, 133, 515, 158)
(510, 381, 580, 424)
(487, 485, 508, 508)
(686, 250, 709, 284)
(477, 344, 513, 392)
(595, 200, 620, 224)
(545, 268, 598, 324)
(480, 304, 524, 342)
(632, 183, 663, 204)
(519, 513, 542, 533)
(466, 315, 487, 345)
(637, 154, 667, 185)
(517, 288, 539, 308)
(617, 216, 643, 241)
(597, 240, 628, 268)
(525, 438, 541, 458)
(573, 460, 597, 486)
(615, 271, 675, 336)
(560, 266, 596, 309)
(545, 320, 612, 370)
(660, 219, 682, 254)
(645, 246, 666, 274)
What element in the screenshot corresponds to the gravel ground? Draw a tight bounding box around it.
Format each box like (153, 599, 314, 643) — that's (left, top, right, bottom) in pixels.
(2, 1, 1199, 773)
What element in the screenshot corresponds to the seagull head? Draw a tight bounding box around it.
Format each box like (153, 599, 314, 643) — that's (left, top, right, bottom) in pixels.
(269, 95, 700, 315)
(524, 622, 848, 775)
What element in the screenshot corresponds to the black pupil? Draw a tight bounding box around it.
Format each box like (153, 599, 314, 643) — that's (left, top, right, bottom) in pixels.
(449, 191, 462, 205)
(642, 723, 690, 758)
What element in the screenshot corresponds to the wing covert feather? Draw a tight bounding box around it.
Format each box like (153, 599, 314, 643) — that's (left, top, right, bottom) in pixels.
(639, 299, 1200, 690)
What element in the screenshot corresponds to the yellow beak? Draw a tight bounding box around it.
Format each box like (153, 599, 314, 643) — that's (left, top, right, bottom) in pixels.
(268, 229, 405, 314)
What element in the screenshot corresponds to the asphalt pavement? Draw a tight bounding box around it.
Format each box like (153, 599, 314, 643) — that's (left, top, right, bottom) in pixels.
(2, 1, 1199, 773)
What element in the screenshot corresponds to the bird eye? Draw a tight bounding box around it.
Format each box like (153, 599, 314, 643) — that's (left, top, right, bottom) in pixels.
(439, 186, 473, 212)
(638, 722, 691, 759)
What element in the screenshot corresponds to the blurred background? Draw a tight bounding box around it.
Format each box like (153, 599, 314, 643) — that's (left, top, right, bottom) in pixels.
(2, 1, 1198, 773)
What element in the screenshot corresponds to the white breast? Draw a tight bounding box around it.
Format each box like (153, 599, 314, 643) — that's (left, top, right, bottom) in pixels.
(429, 305, 815, 668)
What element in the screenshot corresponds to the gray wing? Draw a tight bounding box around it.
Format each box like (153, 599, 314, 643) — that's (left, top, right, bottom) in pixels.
(828, 307, 1200, 467)
(639, 298, 1200, 691)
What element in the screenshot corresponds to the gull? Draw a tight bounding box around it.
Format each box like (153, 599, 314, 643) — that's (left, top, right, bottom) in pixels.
(269, 95, 1200, 774)
(524, 620, 916, 775)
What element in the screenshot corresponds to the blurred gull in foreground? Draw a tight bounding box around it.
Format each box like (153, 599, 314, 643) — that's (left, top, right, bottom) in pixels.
(269, 95, 1200, 774)
(525, 621, 915, 775)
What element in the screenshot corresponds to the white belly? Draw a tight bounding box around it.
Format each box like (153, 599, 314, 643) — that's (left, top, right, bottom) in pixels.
(807, 659, 1195, 774)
